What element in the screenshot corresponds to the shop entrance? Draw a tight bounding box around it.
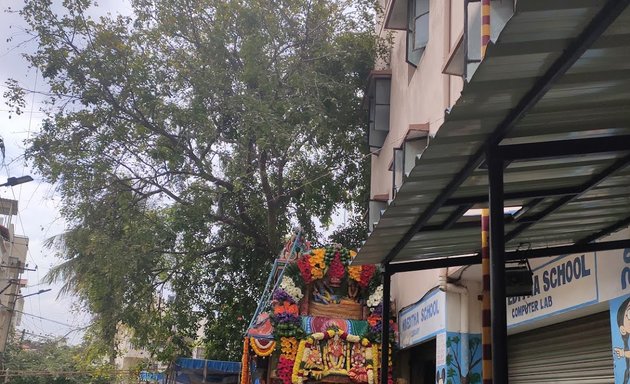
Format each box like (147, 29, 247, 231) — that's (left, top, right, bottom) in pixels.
(408, 338, 436, 384)
(508, 311, 613, 383)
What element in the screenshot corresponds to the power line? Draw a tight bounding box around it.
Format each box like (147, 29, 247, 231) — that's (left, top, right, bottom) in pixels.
(12, 308, 88, 330)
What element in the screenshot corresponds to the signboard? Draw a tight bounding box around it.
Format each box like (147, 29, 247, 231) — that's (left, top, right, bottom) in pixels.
(598, 247, 630, 302)
(398, 290, 445, 349)
(610, 295, 630, 384)
(507, 254, 598, 327)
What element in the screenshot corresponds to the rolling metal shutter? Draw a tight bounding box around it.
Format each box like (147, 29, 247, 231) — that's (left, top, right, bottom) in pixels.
(508, 312, 613, 383)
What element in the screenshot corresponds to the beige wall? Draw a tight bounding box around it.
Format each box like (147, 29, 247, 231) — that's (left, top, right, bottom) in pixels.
(372, 0, 470, 315)
(371, 0, 465, 200)
(391, 269, 441, 311)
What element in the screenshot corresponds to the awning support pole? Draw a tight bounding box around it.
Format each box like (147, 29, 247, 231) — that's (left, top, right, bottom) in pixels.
(481, 209, 492, 384)
(488, 153, 508, 383)
(380, 264, 391, 384)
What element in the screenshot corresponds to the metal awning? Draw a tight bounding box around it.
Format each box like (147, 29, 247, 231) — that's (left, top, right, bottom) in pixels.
(355, 0, 630, 267)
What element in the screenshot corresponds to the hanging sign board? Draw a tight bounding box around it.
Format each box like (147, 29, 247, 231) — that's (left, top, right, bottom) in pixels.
(507, 253, 598, 327)
(398, 290, 446, 348)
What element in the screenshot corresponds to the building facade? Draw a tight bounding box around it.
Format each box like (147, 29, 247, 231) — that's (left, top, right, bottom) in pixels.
(0, 198, 28, 354)
(362, 1, 630, 383)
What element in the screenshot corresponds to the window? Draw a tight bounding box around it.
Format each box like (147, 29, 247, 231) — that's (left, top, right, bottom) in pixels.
(407, 0, 429, 66)
(368, 77, 391, 151)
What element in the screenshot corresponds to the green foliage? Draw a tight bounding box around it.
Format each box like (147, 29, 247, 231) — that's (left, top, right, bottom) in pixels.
(366, 266, 383, 297)
(328, 214, 368, 252)
(3, 338, 111, 384)
(12, 0, 380, 362)
(283, 262, 305, 292)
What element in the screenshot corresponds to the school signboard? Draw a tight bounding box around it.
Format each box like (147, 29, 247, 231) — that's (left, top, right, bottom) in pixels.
(506, 253, 598, 327)
(398, 290, 446, 349)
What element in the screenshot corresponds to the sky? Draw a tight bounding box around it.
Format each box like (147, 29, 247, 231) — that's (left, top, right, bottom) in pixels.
(0, 0, 132, 344)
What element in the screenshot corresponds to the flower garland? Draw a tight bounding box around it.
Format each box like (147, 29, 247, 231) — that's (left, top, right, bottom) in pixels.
(274, 319, 304, 338)
(292, 339, 309, 384)
(324, 246, 351, 266)
(367, 285, 383, 308)
(348, 264, 376, 289)
(369, 344, 379, 384)
(358, 265, 376, 288)
(297, 255, 313, 284)
(274, 301, 299, 317)
(327, 253, 346, 283)
(309, 248, 327, 280)
(241, 337, 250, 384)
(280, 337, 298, 357)
(295, 246, 375, 288)
(250, 338, 276, 357)
(292, 329, 377, 384)
(273, 275, 303, 339)
(279, 276, 304, 303)
(348, 340, 375, 384)
(348, 265, 362, 282)
(277, 335, 299, 384)
(278, 355, 295, 384)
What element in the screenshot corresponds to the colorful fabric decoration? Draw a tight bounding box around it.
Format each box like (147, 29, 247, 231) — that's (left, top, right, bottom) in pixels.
(300, 316, 368, 336)
(247, 313, 274, 339)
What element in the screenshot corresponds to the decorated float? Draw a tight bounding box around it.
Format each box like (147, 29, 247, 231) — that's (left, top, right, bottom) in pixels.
(241, 231, 396, 384)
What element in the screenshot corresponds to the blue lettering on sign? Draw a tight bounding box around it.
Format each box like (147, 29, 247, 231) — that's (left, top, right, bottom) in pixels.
(401, 299, 440, 332)
(421, 300, 439, 321)
(508, 255, 592, 319)
(621, 248, 630, 289)
(532, 275, 540, 296)
(401, 312, 419, 332)
(541, 255, 591, 292)
(509, 296, 553, 319)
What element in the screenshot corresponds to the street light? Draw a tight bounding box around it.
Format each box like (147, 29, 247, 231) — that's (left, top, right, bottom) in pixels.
(0, 176, 33, 187)
(13, 289, 51, 299)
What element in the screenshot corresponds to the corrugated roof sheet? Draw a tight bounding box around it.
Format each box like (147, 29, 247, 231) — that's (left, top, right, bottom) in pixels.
(355, 0, 630, 265)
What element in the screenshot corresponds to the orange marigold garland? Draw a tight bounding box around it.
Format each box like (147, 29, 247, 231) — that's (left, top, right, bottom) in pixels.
(280, 337, 298, 357)
(250, 338, 276, 357)
(309, 249, 326, 280)
(274, 301, 299, 316)
(348, 265, 362, 282)
(241, 337, 250, 384)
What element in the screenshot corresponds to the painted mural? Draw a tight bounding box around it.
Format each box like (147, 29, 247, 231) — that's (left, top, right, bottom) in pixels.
(445, 332, 481, 384)
(611, 294, 630, 384)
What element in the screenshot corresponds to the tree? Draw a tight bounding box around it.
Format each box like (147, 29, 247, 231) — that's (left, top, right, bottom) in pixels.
(3, 336, 112, 384)
(329, 214, 368, 250)
(7, 0, 380, 361)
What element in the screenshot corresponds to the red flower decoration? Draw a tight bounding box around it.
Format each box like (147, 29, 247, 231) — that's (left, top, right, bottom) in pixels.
(297, 255, 313, 284)
(359, 265, 376, 288)
(277, 356, 295, 384)
(368, 314, 381, 327)
(327, 252, 345, 280)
